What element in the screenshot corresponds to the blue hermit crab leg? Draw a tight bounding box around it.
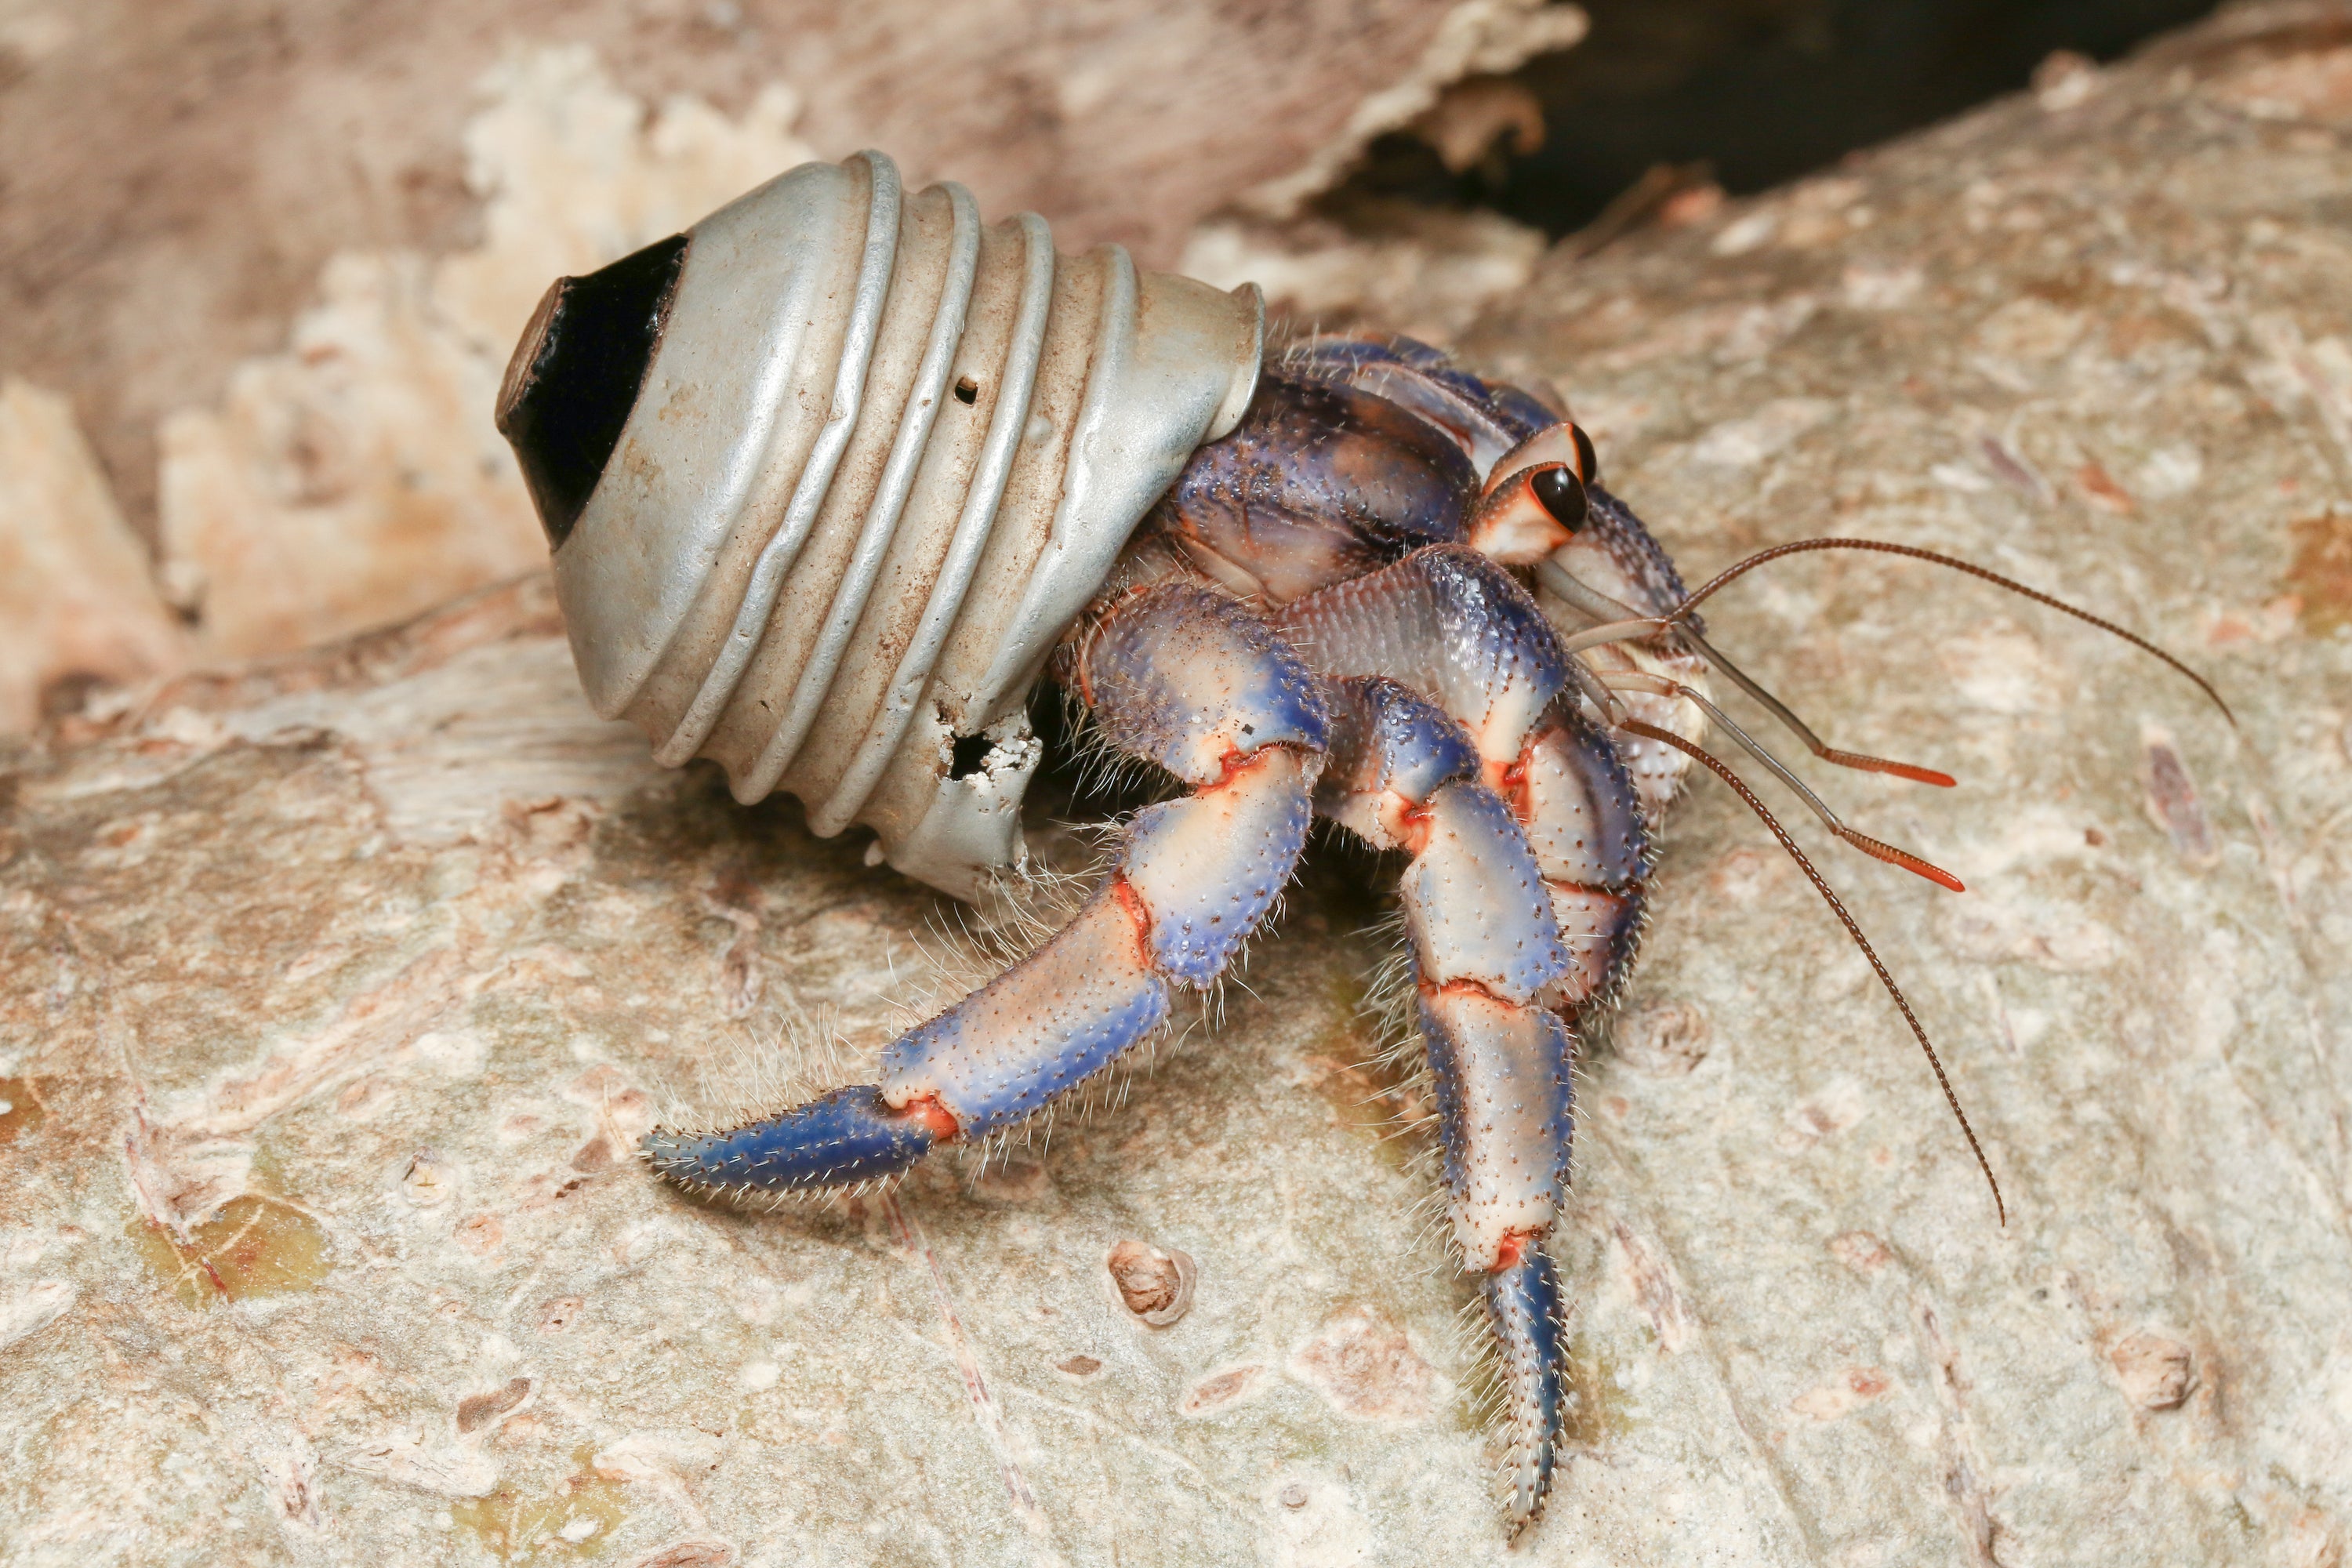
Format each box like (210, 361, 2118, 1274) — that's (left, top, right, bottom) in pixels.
(641, 584, 1327, 1199)
(1512, 697, 1652, 1008)
(1315, 677, 1577, 1526)
(1277, 545, 1650, 1010)
(1275, 545, 1569, 775)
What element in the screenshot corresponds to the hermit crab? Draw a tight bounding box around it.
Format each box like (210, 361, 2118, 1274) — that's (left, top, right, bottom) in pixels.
(493, 151, 2225, 1529)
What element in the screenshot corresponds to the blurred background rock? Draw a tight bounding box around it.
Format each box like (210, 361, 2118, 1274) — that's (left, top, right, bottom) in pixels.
(0, 0, 2237, 727)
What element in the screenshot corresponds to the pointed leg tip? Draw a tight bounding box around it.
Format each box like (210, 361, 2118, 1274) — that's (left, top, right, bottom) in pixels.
(1882, 761, 1959, 789)
(1820, 747, 1957, 789)
(1838, 828, 1966, 893)
(641, 1085, 937, 1197)
(1504, 1455, 1555, 1536)
(1501, 1440, 1560, 1538)
(1483, 1246, 1567, 1537)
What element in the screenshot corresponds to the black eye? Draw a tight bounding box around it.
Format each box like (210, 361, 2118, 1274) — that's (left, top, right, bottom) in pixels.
(1531, 465, 1588, 531)
(1571, 424, 1599, 485)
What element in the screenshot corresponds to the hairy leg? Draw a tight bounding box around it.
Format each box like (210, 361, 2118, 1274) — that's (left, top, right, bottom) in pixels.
(1511, 697, 1651, 1010)
(1279, 546, 1653, 1011)
(1287, 333, 1709, 820)
(1316, 676, 1575, 1522)
(643, 583, 1327, 1198)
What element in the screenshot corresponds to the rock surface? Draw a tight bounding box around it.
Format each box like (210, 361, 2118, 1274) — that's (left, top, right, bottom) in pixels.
(4, 5, 1580, 678)
(0, 379, 186, 731)
(5, 6, 2352, 1566)
(0, 0, 1583, 543)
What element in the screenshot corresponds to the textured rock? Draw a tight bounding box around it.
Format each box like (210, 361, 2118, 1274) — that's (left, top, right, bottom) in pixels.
(4, 7, 2351, 1568)
(0, 380, 185, 731)
(0, 0, 1584, 542)
(151, 48, 822, 662)
(117, 9, 1573, 668)
(1457, 5, 2352, 1560)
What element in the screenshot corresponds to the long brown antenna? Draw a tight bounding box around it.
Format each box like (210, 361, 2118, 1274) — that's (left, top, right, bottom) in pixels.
(1620, 717, 2007, 1226)
(1668, 538, 2234, 728)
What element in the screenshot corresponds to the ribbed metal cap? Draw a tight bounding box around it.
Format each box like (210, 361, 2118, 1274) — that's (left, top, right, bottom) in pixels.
(498, 151, 1263, 897)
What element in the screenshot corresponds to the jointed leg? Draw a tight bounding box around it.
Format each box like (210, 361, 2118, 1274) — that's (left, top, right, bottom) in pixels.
(1511, 698, 1651, 1009)
(1280, 547, 1653, 1010)
(1276, 544, 1570, 775)
(644, 584, 1327, 1198)
(1316, 676, 1576, 1523)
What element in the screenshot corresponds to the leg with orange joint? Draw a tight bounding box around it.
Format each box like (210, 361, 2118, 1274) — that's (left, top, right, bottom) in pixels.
(1315, 675, 1577, 1527)
(1280, 549, 1656, 1013)
(641, 583, 1327, 1200)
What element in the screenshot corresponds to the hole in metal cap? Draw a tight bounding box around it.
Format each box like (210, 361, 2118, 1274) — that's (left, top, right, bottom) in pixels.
(495, 232, 691, 550)
(947, 732, 996, 780)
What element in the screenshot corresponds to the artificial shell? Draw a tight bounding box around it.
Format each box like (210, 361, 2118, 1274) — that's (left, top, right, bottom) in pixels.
(497, 150, 1265, 895)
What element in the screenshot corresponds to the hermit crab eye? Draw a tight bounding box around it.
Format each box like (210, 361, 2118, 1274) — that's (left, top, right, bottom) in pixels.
(1530, 463, 1588, 531)
(1480, 422, 1596, 497)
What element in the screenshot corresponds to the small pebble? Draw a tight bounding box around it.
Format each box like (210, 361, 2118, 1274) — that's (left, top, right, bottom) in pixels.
(1108, 1240, 1196, 1327)
(2111, 1330, 2196, 1410)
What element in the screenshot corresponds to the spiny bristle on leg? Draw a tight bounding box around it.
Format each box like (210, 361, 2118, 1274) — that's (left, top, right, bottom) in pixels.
(641, 1084, 938, 1199)
(1356, 916, 1421, 1064)
(1484, 1243, 1570, 1533)
(644, 1009, 872, 1144)
(883, 858, 1099, 1033)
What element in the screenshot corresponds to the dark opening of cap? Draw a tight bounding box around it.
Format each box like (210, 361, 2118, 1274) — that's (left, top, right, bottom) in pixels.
(495, 233, 691, 550)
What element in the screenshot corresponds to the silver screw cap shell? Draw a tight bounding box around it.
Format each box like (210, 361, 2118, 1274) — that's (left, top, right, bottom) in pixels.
(499, 151, 1263, 897)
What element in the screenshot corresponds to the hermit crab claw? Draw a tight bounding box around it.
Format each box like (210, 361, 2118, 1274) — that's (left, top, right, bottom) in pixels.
(641, 1085, 939, 1199)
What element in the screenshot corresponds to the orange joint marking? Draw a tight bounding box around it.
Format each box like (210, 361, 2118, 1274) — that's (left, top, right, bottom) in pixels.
(897, 1093, 962, 1145)
(1109, 874, 1157, 963)
(1206, 739, 1287, 789)
(1385, 793, 1434, 857)
(1490, 1229, 1538, 1274)
(1418, 975, 1509, 1005)
(1499, 750, 1534, 818)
